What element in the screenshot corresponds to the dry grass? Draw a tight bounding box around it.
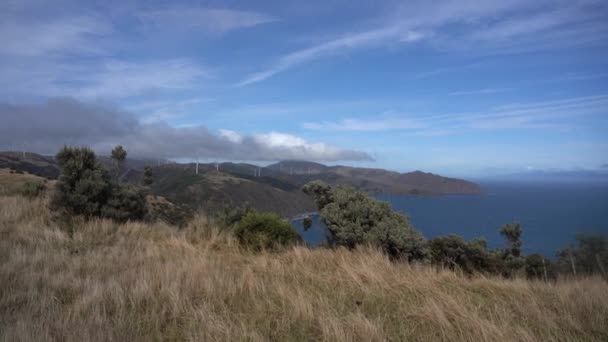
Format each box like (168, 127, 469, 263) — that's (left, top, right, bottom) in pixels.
(0, 168, 54, 196)
(1, 195, 607, 342)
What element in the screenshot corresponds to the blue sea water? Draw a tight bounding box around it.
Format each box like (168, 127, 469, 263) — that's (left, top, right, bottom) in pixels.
(292, 182, 608, 257)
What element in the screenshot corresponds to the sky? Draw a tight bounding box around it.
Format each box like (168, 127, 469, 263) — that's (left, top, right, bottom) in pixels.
(1, 0, 607, 178)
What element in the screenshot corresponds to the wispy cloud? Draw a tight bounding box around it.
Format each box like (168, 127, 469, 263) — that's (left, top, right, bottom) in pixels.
(0, 16, 110, 57)
(138, 8, 277, 34)
(238, 0, 607, 85)
(302, 94, 608, 133)
(303, 118, 425, 131)
(75, 59, 208, 98)
(449, 88, 514, 96)
(237, 26, 424, 86)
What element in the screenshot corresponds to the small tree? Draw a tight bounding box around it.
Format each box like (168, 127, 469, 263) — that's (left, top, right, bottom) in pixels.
(51, 146, 113, 217)
(302, 216, 313, 230)
(51, 146, 146, 223)
(111, 145, 127, 181)
(142, 166, 153, 186)
(499, 222, 525, 276)
(303, 181, 428, 261)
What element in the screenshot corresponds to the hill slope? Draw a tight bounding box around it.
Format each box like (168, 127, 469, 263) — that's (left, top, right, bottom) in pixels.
(1, 195, 606, 341)
(0, 152, 481, 216)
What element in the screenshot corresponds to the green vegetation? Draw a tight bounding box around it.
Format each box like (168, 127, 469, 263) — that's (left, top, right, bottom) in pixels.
(303, 181, 428, 261)
(302, 216, 312, 230)
(1, 195, 607, 341)
(142, 166, 153, 186)
(51, 146, 146, 222)
(301, 180, 608, 279)
(556, 234, 608, 277)
(234, 211, 301, 250)
(19, 180, 46, 198)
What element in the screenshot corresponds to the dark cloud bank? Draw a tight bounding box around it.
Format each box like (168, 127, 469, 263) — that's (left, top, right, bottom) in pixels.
(0, 98, 372, 162)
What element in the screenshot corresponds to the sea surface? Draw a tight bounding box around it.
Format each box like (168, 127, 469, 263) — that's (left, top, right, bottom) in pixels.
(291, 182, 608, 257)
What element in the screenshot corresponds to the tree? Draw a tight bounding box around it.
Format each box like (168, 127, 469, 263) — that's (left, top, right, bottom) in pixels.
(51, 146, 113, 218)
(302, 216, 313, 230)
(51, 146, 146, 223)
(303, 181, 428, 261)
(499, 222, 525, 276)
(556, 234, 607, 277)
(111, 145, 127, 181)
(142, 166, 153, 186)
(302, 180, 334, 209)
(525, 253, 551, 280)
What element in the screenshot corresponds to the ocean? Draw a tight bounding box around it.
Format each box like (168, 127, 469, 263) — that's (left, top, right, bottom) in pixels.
(291, 182, 608, 257)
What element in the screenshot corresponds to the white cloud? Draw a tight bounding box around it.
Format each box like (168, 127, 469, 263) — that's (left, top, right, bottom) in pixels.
(219, 129, 243, 143)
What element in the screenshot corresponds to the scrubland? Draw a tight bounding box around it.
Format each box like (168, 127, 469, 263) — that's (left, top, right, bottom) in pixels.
(1, 194, 607, 341)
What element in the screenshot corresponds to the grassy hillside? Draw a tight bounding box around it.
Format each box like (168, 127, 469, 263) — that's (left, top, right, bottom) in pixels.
(1, 194, 607, 341)
(0, 168, 54, 196)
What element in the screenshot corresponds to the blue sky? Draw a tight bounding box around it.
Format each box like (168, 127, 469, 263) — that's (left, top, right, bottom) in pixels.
(1, 0, 607, 177)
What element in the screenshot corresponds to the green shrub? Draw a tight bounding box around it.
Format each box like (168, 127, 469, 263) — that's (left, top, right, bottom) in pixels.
(101, 185, 147, 222)
(20, 181, 46, 198)
(303, 181, 428, 261)
(216, 203, 254, 230)
(51, 146, 147, 223)
(303, 216, 313, 230)
(234, 212, 301, 250)
(429, 235, 492, 273)
(51, 147, 113, 218)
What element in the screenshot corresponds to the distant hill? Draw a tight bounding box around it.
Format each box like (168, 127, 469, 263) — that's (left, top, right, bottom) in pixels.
(0, 152, 481, 215)
(0, 151, 60, 178)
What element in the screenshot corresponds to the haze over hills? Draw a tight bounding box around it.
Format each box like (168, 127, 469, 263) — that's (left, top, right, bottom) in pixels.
(0, 151, 480, 216)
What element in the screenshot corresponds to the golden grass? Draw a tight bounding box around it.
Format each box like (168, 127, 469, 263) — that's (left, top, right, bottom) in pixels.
(1, 195, 607, 341)
(0, 168, 54, 196)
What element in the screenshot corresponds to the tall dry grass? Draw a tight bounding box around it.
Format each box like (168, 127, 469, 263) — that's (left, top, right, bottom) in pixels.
(1, 194, 607, 341)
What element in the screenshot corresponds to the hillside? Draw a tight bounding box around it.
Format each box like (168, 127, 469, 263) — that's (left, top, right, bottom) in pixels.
(1, 194, 607, 341)
(145, 164, 315, 217)
(0, 151, 481, 216)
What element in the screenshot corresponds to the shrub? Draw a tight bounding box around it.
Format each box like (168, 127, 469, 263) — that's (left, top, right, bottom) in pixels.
(234, 212, 301, 250)
(51, 147, 113, 218)
(19, 181, 46, 198)
(216, 203, 255, 230)
(101, 185, 147, 222)
(556, 234, 607, 277)
(303, 181, 428, 261)
(429, 235, 492, 273)
(525, 253, 552, 280)
(302, 216, 312, 230)
(51, 146, 147, 223)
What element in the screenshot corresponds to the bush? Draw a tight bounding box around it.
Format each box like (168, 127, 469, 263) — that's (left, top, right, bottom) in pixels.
(556, 234, 607, 277)
(19, 181, 46, 198)
(51, 147, 113, 218)
(303, 181, 428, 261)
(234, 212, 301, 250)
(302, 216, 312, 230)
(51, 146, 147, 222)
(216, 203, 255, 230)
(101, 185, 147, 222)
(428, 235, 493, 273)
